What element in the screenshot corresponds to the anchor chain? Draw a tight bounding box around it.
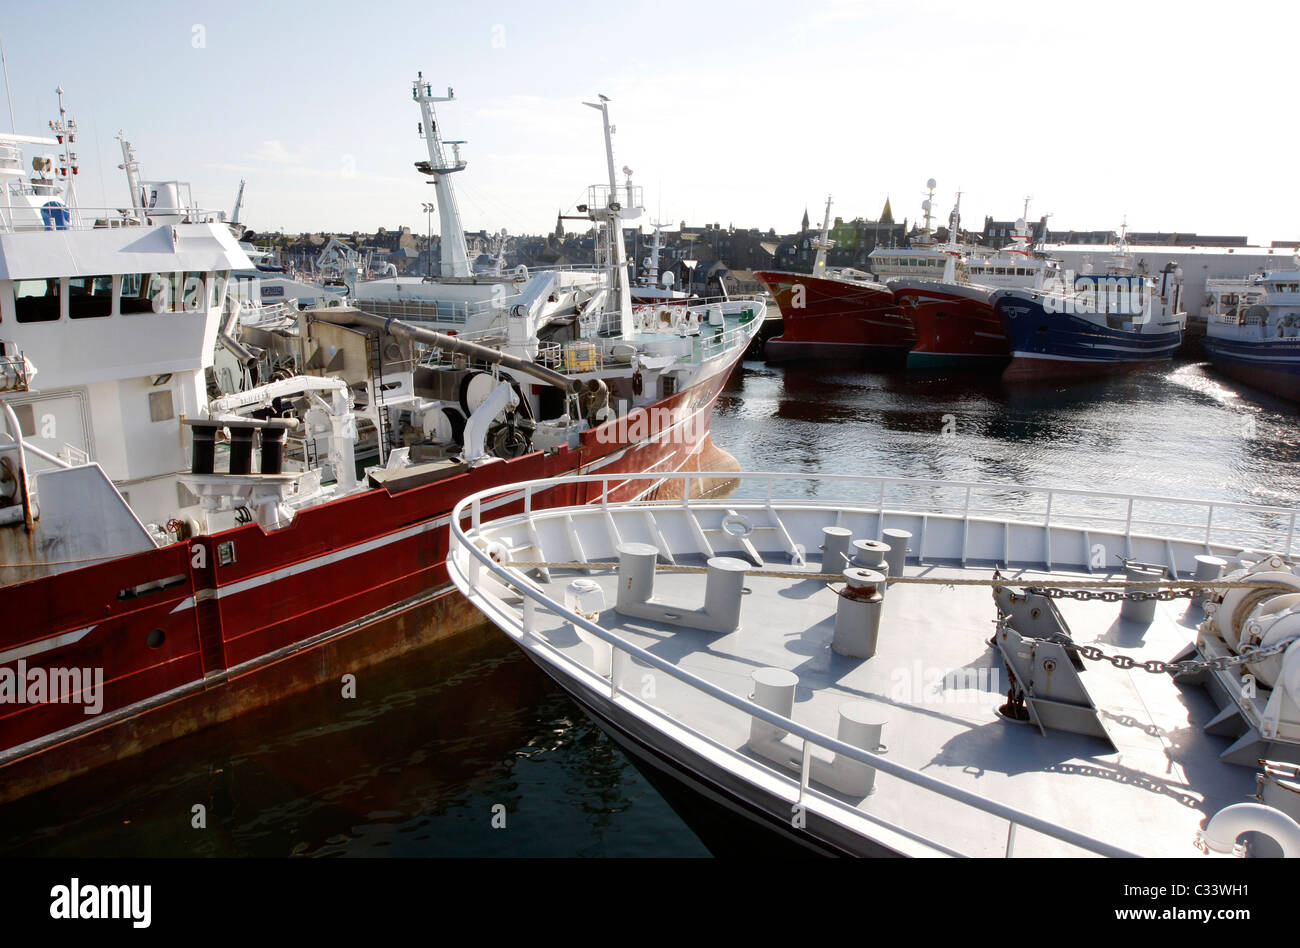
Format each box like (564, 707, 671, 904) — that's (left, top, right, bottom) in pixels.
(1025, 585, 1198, 603)
(1004, 616, 1296, 675)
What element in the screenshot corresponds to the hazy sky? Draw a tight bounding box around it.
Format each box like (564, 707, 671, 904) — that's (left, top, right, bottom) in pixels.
(4, 0, 1297, 242)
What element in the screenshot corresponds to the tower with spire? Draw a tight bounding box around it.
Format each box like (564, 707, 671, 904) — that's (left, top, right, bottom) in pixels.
(554, 209, 565, 239)
(801, 207, 810, 232)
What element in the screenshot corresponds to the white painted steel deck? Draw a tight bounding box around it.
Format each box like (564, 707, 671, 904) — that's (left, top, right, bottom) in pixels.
(448, 471, 1300, 857)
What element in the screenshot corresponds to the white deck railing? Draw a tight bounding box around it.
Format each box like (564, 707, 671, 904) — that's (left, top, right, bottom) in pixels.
(0, 203, 229, 233)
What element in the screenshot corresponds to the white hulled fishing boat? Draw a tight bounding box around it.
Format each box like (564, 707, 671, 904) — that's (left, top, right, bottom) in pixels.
(449, 469, 1300, 857)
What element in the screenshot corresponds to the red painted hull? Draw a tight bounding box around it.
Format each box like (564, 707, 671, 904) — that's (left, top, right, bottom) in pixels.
(754, 270, 914, 361)
(891, 282, 1009, 364)
(0, 366, 741, 800)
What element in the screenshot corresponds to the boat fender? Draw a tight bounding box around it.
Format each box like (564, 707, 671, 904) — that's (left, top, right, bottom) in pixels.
(632, 371, 643, 396)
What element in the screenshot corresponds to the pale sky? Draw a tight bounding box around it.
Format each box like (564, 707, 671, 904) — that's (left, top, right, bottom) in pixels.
(4, 0, 1297, 243)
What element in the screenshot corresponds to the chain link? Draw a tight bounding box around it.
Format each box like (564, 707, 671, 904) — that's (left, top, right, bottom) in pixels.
(1032, 629, 1294, 675)
(1026, 585, 1197, 603)
(1008, 583, 1293, 673)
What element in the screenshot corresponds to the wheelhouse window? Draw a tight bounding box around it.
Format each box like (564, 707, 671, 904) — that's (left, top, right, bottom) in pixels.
(14, 279, 62, 323)
(67, 275, 114, 319)
(120, 273, 155, 313)
(120, 273, 189, 313)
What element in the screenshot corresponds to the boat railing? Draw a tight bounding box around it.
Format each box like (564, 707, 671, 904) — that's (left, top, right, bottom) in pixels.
(448, 469, 1194, 857)
(0, 203, 229, 233)
(456, 466, 1299, 578)
(357, 294, 515, 324)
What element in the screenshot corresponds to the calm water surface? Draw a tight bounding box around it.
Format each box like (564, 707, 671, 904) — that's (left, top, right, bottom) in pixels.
(3, 356, 1296, 856)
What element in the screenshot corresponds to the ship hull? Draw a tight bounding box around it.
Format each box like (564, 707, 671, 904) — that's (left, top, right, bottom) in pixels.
(521, 653, 889, 857)
(890, 281, 1009, 370)
(0, 365, 742, 801)
(754, 270, 913, 362)
(994, 292, 1183, 382)
(1202, 334, 1300, 402)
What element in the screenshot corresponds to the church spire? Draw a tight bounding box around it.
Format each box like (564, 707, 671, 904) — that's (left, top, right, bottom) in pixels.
(880, 197, 893, 224)
(801, 207, 810, 232)
(554, 209, 565, 239)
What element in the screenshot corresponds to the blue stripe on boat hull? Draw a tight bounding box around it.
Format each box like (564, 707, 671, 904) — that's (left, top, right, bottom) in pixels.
(1202, 335, 1300, 402)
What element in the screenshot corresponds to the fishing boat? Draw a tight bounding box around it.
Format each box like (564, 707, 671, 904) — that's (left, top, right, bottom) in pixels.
(0, 86, 763, 802)
(1202, 271, 1300, 402)
(892, 214, 1061, 370)
(448, 468, 1300, 857)
(993, 229, 1186, 382)
(755, 197, 914, 362)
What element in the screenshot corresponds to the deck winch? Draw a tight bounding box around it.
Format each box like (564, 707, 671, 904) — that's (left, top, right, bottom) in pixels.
(1179, 554, 1300, 766)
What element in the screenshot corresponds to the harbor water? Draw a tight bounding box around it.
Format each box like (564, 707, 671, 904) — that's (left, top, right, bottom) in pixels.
(2, 356, 1297, 857)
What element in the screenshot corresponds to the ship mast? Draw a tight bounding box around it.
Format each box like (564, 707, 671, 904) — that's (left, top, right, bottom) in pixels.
(811, 194, 834, 272)
(921, 178, 936, 238)
(643, 219, 667, 287)
(411, 73, 471, 279)
(50, 86, 78, 212)
(947, 190, 962, 249)
(116, 132, 142, 216)
(583, 95, 639, 339)
(231, 178, 246, 226)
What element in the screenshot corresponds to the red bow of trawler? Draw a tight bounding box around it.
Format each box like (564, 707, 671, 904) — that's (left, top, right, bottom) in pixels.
(754, 195, 913, 361)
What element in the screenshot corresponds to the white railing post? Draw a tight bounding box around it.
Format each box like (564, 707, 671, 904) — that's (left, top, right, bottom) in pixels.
(1005, 821, 1017, 857)
(799, 738, 813, 804)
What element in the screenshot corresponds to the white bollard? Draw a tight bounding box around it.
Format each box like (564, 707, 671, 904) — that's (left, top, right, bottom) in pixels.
(615, 542, 660, 613)
(882, 528, 911, 577)
(1194, 554, 1228, 603)
(822, 526, 852, 572)
(833, 568, 886, 659)
(830, 702, 886, 796)
(704, 556, 749, 632)
(1120, 562, 1165, 625)
(749, 667, 799, 745)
